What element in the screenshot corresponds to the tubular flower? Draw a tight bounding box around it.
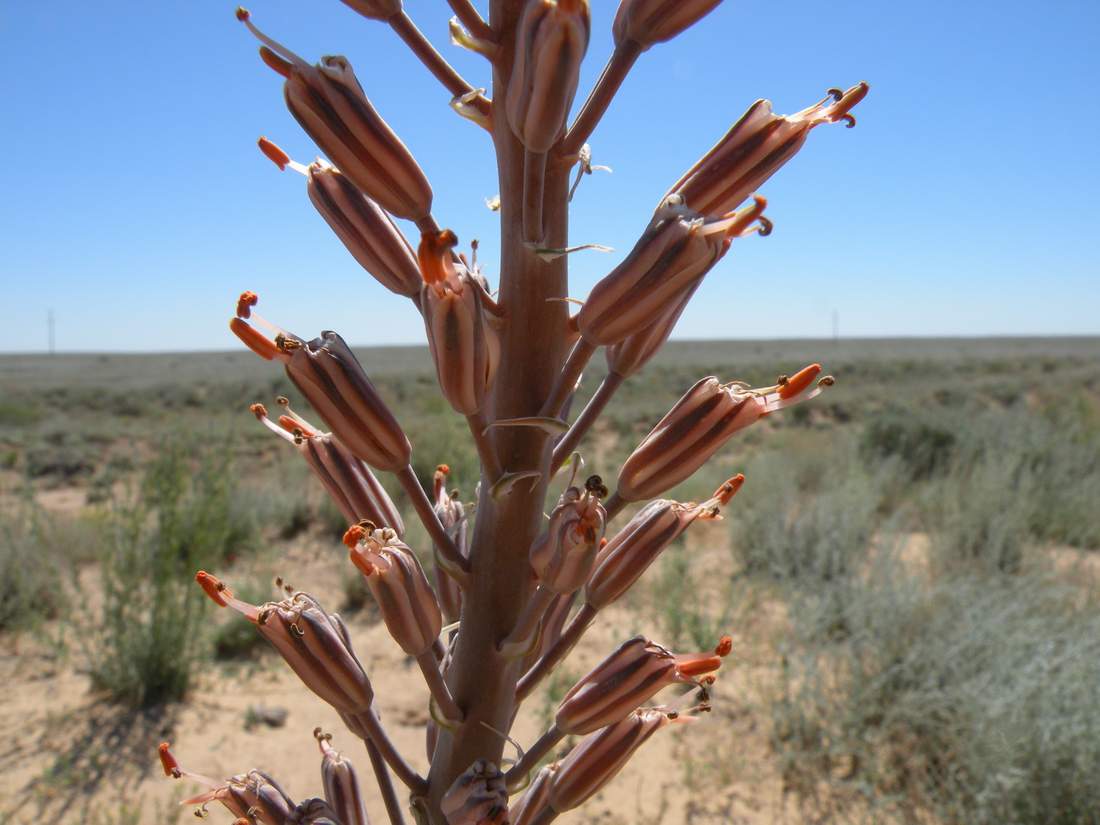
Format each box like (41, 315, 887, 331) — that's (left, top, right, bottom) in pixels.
(433, 464, 467, 623)
(668, 82, 869, 217)
(196, 572, 375, 714)
(505, 0, 591, 153)
(418, 230, 502, 415)
(556, 635, 728, 734)
(344, 523, 443, 657)
(441, 760, 509, 825)
(338, 0, 401, 21)
(238, 9, 433, 221)
(509, 763, 557, 825)
(230, 298, 411, 471)
(249, 400, 404, 535)
(316, 730, 370, 825)
(604, 278, 697, 379)
(617, 365, 830, 501)
(548, 706, 705, 813)
(576, 195, 769, 346)
(585, 475, 742, 610)
(612, 0, 723, 49)
(159, 743, 296, 825)
(289, 798, 344, 825)
(530, 474, 608, 594)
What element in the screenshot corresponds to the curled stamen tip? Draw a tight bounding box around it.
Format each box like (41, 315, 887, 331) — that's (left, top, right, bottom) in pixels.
(819, 375, 836, 387)
(826, 87, 844, 101)
(839, 114, 857, 128)
(342, 524, 367, 549)
(757, 216, 774, 237)
(276, 396, 290, 406)
(158, 742, 181, 778)
(778, 364, 822, 399)
(235, 6, 250, 21)
(257, 137, 289, 171)
(236, 290, 258, 319)
(195, 571, 232, 607)
(715, 635, 733, 657)
(249, 402, 267, 419)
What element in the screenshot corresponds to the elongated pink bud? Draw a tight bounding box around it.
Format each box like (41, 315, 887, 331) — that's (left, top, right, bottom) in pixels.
(604, 278, 697, 379)
(505, 0, 591, 152)
(239, 12, 432, 220)
(289, 797, 343, 824)
(617, 369, 826, 501)
(612, 0, 723, 49)
(307, 162, 423, 297)
(530, 475, 608, 594)
(577, 196, 768, 346)
(668, 83, 870, 217)
(338, 0, 401, 21)
(346, 524, 442, 657)
(556, 635, 725, 735)
(433, 464, 467, 622)
(510, 763, 557, 825)
(316, 731, 369, 825)
(419, 230, 501, 415)
(441, 760, 509, 825)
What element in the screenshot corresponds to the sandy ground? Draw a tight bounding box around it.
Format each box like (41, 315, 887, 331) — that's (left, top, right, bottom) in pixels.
(0, 486, 879, 825)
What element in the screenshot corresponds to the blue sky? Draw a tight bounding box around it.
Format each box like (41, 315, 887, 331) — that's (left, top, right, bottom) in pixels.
(1, 0, 1097, 352)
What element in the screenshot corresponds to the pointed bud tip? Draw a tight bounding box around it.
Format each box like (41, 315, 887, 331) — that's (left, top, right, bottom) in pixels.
(257, 137, 289, 171)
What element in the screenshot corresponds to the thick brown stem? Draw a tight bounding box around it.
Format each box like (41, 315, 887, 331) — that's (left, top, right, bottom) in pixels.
(550, 370, 624, 474)
(560, 43, 642, 158)
(515, 603, 597, 701)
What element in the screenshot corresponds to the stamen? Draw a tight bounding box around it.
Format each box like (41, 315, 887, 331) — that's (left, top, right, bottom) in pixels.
(703, 195, 768, 238)
(236, 290, 259, 319)
(715, 635, 733, 657)
(257, 136, 312, 176)
(418, 229, 459, 286)
(195, 571, 233, 607)
(349, 548, 377, 577)
(343, 524, 367, 549)
(236, 8, 309, 70)
(159, 742, 181, 778)
(275, 396, 321, 433)
(229, 318, 282, 362)
(713, 473, 745, 506)
(778, 363, 822, 399)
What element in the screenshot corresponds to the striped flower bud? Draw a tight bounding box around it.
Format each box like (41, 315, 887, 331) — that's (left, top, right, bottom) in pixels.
(617, 366, 829, 501)
(316, 731, 369, 825)
(612, 0, 723, 49)
(667, 82, 869, 217)
(239, 10, 433, 220)
(441, 760, 509, 825)
(510, 763, 556, 825)
(548, 707, 696, 812)
(338, 0, 402, 21)
(530, 475, 608, 594)
(585, 476, 741, 610)
(604, 279, 697, 379)
(344, 524, 442, 657)
(577, 195, 769, 347)
(160, 744, 296, 825)
(419, 230, 501, 415)
(433, 464, 467, 623)
(505, 0, 591, 153)
(556, 636, 727, 735)
(289, 798, 343, 825)
(196, 573, 374, 714)
(249, 400, 404, 535)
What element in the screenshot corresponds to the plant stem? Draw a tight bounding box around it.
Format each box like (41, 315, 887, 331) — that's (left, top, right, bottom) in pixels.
(515, 603, 597, 701)
(540, 337, 596, 419)
(498, 584, 555, 657)
(364, 736, 408, 825)
(466, 410, 503, 481)
(395, 464, 469, 582)
(550, 371, 624, 474)
(356, 709, 428, 794)
(417, 650, 464, 725)
(448, 0, 495, 41)
(504, 724, 564, 789)
(560, 43, 642, 158)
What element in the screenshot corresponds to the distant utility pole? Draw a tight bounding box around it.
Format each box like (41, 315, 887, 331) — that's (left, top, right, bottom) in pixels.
(48, 308, 55, 355)
(832, 308, 839, 345)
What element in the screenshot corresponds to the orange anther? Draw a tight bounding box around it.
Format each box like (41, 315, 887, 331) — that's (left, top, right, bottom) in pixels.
(277, 415, 315, 437)
(235, 6, 250, 21)
(724, 195, 768, 238)
(348, 548, 376, 577)
(779, 364, 822, 399)
(229, 317, 279, 361)
(236, 290, 259, 319)
(677, 654, 723, 677)
(258, 46, 293, 79)
(249, 403, 267, 419)
(195, 571, 232, 607)
(715, 635, 733, 657)
(257, 137, 290, 171)
(158, 742, 181, 778)
(417, 230, 458, 285)
(342, 525, 367, 549)
(714, 473, 745, 505)
(436, 464, 451, 475)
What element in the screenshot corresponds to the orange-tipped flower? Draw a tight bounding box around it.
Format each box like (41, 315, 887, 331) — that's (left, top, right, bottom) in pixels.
(338, 0, 402, 21)
(612, 0, 723, 49)
(239, 12, 432, 220)
(617, 371, 827, 501)
(577, 195, 769, 347)
(505, 0, 591, 153)
(668, 83, 870, 217)
(317, 731, 369, 825)
(441, 760, 509, 825)
(347, 524, 443, 657)
(418, 230, 501, 415)
(530, 475, 608, 595)
(433, 464, 467, 623)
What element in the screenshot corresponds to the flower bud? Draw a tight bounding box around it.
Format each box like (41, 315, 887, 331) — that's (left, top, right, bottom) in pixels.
(345, 524, 442, 657)
(668, 82, 869, 217)
(316, 731, 369, 825)
(585, 476, 740, 610)
(548, 708, 689, 812)
(197, 573, 375, 714)
(510, 764, 557, 825)
(604, 279, 697, 379)
(306, 161, 423, 297)
(530, 475, 607, 594)
(289, 798, 343, 825)
(419, 230, 501, 415)
(441, 760, 509, 825)
(505, 0, 591, 153)
(338, 0, 402, 21)
(612, 0, 723, 49)
(556, 636, 726, 735)
(577, 196, 768, 346)
(240, 11, 432, 220)
(617, 368, 825, 501)
(433, 464, 467, 622)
